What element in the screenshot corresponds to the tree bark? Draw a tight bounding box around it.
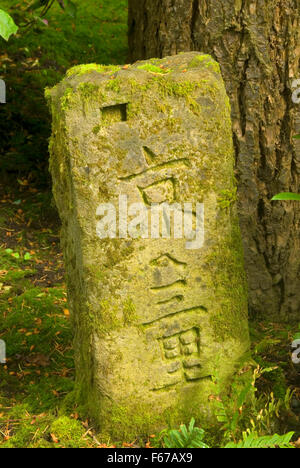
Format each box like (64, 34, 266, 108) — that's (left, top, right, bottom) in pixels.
(128, 0, 300, 321)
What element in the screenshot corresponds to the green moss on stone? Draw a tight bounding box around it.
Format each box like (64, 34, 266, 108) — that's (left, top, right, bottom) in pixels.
(83, 380, 218, 441)
(137, 64, 171, 74)
(125, 77, 202, 115)
(66, 63, 121, 77)
(156, 78, 198, 98)
(99, 402, 163, 440)
(60, 87, 76, 111)
(105, 78, 122, 93)
(188, 54, 221, 74)
(77, 82, 101, 99)
(85, 298, 121, 337)
(122, 297, 138, 326)
(218, 187, 238, 209)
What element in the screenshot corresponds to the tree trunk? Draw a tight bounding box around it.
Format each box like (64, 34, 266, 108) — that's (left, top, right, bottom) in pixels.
(128, 0, 300, 321)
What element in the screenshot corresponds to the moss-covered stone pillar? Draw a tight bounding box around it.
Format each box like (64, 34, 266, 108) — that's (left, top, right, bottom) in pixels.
(47, 52, 249, 439)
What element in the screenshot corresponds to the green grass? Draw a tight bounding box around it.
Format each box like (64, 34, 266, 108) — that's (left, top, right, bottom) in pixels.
(0, 0, 128, 182)
(0, 185, 79, 447)
(0, 0, 128, 66)
(0, 182, 125, 447)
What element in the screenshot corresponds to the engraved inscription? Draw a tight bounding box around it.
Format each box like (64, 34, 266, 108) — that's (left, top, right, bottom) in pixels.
(119, 145, 191, 181)
(138, 177, 178, 205)
(143, 146, 157, 165)
(119, 158, 191, 181)
(151, 327, 206, 390)
(142, 252, 207, 326)
(150, 254, 187, 268)
(149, 252, 188, 319)
(101, 103, 127, 123)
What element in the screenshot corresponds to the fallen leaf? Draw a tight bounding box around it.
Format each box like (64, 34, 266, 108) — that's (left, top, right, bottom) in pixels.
(25, 353, 50, 367)
(51, 433, 59, 443)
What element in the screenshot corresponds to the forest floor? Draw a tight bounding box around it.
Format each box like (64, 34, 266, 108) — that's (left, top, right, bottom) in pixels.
(0, 0, 299, 449)
(0, 180, 299, 448)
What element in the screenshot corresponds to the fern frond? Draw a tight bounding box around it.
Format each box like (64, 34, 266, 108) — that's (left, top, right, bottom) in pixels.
(224, 431, 294, 448)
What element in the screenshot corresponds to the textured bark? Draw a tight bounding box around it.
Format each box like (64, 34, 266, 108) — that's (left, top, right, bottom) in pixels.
(128, 0, 300, 320)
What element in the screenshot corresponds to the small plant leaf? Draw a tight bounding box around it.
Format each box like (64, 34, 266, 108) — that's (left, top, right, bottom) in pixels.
(163, 418, 209, 448)
(0, 9, 18, 41)
(272, 192, 300, 201)
(225, 431, 294, 448)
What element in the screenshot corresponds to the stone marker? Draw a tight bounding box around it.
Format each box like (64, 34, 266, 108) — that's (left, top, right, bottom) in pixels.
(47, 52, 249, 438)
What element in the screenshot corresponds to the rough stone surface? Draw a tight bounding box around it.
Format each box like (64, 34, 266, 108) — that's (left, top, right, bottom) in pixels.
(128, 1, 300, 322)
(47, 52, 250, 439)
